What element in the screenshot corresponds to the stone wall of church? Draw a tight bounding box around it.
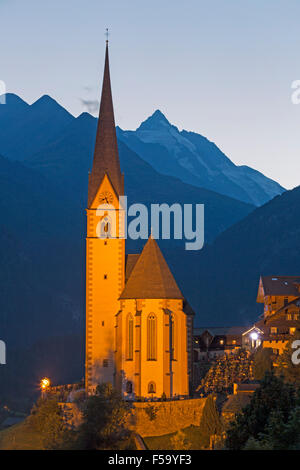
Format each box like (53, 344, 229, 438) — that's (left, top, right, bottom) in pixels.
(128, 398, 207, 437)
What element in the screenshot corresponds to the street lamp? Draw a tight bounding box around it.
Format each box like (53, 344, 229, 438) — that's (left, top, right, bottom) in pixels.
(40, 377, 50, 397)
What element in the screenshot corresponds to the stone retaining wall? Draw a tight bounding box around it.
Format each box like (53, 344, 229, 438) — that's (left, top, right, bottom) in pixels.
(127, 398, 206, 437)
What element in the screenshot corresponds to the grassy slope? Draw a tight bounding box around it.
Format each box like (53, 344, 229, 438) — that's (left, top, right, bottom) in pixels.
(144, 425, 203, 450)
(0, 420, 44, 450)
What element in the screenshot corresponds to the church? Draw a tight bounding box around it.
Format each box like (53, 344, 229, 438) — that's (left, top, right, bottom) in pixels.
(85, 41, 193, 399)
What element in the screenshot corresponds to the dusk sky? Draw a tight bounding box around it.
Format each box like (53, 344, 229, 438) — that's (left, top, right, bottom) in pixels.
(1, 0, 300, 189)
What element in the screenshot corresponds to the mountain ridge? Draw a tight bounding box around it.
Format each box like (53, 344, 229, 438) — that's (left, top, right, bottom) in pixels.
(118, 109, 285, 206)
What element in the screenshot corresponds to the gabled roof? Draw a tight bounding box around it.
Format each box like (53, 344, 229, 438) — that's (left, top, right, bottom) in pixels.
(258, 276, 300, 299)
(120, 236, 183, 300)
(242, 324, 264, 336)
(88, 42, 123, 207)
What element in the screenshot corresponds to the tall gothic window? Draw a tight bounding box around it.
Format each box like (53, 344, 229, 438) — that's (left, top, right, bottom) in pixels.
(147, 314, 157, 361)
(170, 314, 176, 360)
(126, 314, 134, 360)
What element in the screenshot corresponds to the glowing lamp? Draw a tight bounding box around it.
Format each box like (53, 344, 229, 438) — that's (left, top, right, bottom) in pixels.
(40, 377, 50, 390)
(250, 332, 258, 341)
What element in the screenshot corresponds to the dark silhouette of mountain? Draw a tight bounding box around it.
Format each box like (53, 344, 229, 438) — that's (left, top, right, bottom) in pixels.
(0, 155, 84, 349)
(117, 110, 285, 206)
(0, 93, 74, 161)
(189, 186, 300, 326)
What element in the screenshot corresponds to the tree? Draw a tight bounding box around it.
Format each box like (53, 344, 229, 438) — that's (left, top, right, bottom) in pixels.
(29, 396, 74, 449)
(253, 347, 273, 380)
(170, 430, 191, 450)
(198, 394, 223, 449)
(274, 331, 300, 385)
(225, 372, 297, 450)
(77, 383, 131, 450)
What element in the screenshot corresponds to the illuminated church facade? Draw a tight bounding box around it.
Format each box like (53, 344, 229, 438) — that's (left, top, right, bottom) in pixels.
(85, 42, 193, 399)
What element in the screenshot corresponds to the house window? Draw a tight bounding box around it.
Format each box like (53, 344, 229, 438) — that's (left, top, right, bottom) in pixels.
(104, 274, 107, 280)
(290, 327, 296, 335)
(147, 314, 157, 361)
(232, 339, 236, 345)
(271, 327, 277, 334)
(148, 381, 156, 394)
(126, 314, 134, 360)
(103, 359, 108, 367)
(220, 339, 224, 345)
(126, 381, 133, 394)
(294, 314, 299, 321)
(287, 313, 292, 321)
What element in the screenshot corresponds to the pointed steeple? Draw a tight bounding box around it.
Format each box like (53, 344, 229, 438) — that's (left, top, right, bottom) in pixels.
(88, 41, 123, 207)
(120, 237, 184, 299)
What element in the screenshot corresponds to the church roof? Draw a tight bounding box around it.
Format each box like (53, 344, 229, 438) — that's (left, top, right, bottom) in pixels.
(120, 236, 184, 300)
(125, 254, 140, 283)
(88, 42, 123, 207)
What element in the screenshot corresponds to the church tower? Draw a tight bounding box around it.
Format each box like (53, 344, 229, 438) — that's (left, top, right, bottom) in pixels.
(85, 40, 125, 391)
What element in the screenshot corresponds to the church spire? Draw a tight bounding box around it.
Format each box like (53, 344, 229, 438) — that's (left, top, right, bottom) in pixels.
(88, 40, 123, 207)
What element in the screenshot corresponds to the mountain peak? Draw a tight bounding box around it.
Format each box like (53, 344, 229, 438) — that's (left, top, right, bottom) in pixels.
(30, 95, 74, 119)
(137, 109, 172, 131)
(0, 93, 30, 108)
(31, 94, 60, 109)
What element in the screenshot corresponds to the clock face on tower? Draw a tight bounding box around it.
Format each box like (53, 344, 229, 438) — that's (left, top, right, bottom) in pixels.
(98, 191, 114, 204)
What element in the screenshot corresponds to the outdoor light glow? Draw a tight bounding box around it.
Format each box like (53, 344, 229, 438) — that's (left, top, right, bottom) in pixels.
(40, 377, 50, 390)
(250, 332, 258, 341)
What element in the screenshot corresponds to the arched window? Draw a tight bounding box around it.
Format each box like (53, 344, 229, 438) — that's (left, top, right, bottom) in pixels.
(147, 314, 157, 361)
(126, 381, 133, 394)
(170, 314, 177, 360)
(126, 314, 134, 360)
(148, 381, 156, 394)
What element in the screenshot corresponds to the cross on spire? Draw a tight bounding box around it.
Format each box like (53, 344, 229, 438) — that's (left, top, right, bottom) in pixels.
(105, 28, 109, 44)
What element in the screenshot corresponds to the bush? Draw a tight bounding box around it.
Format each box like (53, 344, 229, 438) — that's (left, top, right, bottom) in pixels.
(29, 396, 75, 449)
(76, 383, 131, 449)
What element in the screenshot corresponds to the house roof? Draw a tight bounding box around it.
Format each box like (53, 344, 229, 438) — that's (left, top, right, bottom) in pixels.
(260, 276, 300, 297)
(88, 42, 123, 207)
(194, 326, 248, 337)
(120, 236, 184, 300)
(222, 394, 252, 414)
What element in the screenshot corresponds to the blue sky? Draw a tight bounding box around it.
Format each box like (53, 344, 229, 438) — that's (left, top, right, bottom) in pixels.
(1, 0, 300, 189)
